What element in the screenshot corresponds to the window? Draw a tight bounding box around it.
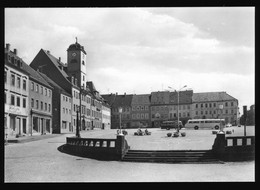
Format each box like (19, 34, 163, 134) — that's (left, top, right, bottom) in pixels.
(5, 71, 7, 83)
(45, 88, 47, 96)
(48, 104, 51, 112)
(74, 104, 76, 112)
(66, 97, 68, 102)
(187, 105, 190, 109)
(45, 103, 47, 111)
(31, 98, 34, 108)
(205, 111, 208, 114)
(17, 77, 21, 88)
(201, 104, 203, 108)
(11, 74, 15, 86)
(209, 103, 212, 108)
(225, 102, 228, 107)
(23, 98, 26, 108)
(31, 82, 34, 90)
(226, 109, 228, 114)
(196, 111, 198, 115)
(49, 90, 51, 97)
(66, 108, 68, 114)
(40, 101, 43, 110)
(17, 97, 20, 107)
(36, 100, 39, 109)
(5, 93, 6, 104)
(201, 111, 203, 115)
(40, 86, 43, 94)
(36, 84, 38, 92)
(231, 102, 234, 106)
(11, 94, 15, 106)
(23, 79, 26, 90)
(63, 96, 65, 101)
(196, 104, 198, 108)
(231, 109, 234, 114)
(63, 108, 65, 113)
(205, 103, 207, 108)
(214, 103, 216, 107)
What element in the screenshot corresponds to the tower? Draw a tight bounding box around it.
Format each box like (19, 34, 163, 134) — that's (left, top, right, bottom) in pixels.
(67, 38, 87, 88)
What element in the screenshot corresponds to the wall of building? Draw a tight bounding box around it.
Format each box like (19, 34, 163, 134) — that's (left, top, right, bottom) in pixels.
(5, 65, 29, 137)
(60, 93, 72, 133)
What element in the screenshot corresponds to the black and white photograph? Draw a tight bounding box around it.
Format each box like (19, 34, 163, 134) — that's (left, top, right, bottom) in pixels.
(4, 7, 255, 182)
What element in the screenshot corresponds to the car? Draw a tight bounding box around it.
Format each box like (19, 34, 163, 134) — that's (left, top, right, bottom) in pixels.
(225, 123, 232, 128)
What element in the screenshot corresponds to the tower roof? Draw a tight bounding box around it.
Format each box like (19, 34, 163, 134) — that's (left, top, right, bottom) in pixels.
(67, 39, 86, 54)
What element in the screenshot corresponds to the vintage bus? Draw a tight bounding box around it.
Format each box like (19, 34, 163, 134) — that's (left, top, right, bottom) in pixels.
(185, 119, 225, 130)
(160, 120, 183, 130)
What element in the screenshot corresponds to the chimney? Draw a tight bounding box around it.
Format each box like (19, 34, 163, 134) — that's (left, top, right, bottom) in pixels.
(71, 76, 74, 84)
(47, 50, 50, 54)
(58, 57, 61, 62)
(116, 92, 118, 95)
(75, 78, 78, 86)
(124, 92, 126, 96)
(14, 49, 17, 55)
(6, 44, 10, 51)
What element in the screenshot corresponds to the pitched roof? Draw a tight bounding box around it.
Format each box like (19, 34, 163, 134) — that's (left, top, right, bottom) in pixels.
(192, 92, 237, 103)
(132, 94, 151, 105)
(41, 49, 70, 82)
(102, 94, 133, 107)
(21, 62, 52, 89)
(38, 72, 71, 97)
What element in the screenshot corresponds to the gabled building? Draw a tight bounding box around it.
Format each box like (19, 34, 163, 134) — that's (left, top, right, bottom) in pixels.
(5, 44, 30, 137)
(191, 92, 239, 125)
(102, 93, 133, 129)
(39, 72, 73, 133)
(150, 90, 193, 127)
(131, 94, 151, 128)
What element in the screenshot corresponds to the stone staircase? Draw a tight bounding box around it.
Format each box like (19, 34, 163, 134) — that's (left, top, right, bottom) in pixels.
(122, 150, 223, 164)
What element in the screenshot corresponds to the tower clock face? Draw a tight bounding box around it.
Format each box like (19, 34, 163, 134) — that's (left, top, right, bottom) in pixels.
(72, 52, 77, 57)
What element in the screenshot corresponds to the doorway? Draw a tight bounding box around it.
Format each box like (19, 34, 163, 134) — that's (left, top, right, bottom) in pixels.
(22, 118, 26, 134)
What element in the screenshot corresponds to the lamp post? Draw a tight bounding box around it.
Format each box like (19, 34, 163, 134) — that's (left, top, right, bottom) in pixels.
(118, 107, 123, 135)
(76, 106, 80, 138)
(168, 85, 187, 132)
(219, 104, 224, 132)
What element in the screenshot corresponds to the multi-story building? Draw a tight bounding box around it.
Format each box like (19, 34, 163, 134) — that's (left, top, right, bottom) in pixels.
(191, 92, 239, 125)
(150, 90, 193, 127)
(101, 93, 133, 129)
(30, 40, 104, 132)
(23, 63, 53, 135)
(101, 100, 111, 129)
(131, 94, 151, 128)
(39, 72, 73, 133)
(5, 44, 30, 137)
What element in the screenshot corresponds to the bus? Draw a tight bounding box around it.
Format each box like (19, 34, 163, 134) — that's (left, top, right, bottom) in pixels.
(160, 120, 183, 130)
(185, 119, 225, 130)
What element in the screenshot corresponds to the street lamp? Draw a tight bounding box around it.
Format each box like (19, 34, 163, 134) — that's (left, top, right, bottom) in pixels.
(76, 105, 81, 138)
(118, 107, 123, 135)
(219, 104, 224, 132)
(168, 85, 187, 132)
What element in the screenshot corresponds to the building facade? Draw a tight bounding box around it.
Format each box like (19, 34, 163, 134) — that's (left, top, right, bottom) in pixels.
(102, 101, 111, 129)
(191, 92, 239, 125)
(5, 44, 30, 137)
(131, 94, 151, 128)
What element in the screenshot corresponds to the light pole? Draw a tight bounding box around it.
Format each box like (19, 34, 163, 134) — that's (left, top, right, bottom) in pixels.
(76, 106, 80, 138)
(118, 107, 123, 135)
(168, 85, 187, 132)
(219, 104, 224, 132)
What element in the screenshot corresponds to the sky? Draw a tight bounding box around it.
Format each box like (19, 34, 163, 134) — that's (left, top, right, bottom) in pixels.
(5, 7, 255, 112)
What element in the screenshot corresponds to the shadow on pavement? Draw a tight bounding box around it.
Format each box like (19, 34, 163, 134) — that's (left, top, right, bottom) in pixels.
(57, 144, 117, 161)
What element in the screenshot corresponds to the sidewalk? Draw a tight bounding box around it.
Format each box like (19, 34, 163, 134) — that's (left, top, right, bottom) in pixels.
(5, 133, 68, 144)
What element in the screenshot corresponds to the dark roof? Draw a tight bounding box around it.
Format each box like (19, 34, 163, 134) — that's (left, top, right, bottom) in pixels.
(102, 94, 133, 107)
(41, 49, 70, 82)
(38, 72, 71, 97)
(192, 92, 237, 103)
(21, 61, 52, 89)
(132, 94, 151, 105)
(67, 42, 86, 54)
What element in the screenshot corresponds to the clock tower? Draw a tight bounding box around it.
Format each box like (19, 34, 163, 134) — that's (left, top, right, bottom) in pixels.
(67, 38, 87, 88)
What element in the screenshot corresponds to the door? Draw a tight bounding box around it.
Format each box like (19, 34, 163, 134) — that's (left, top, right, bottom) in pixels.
(22, 118, 26, 134)
(41, 118, 44, 134)
(46, 119, 50, 133)
(16, 117, 21, 135)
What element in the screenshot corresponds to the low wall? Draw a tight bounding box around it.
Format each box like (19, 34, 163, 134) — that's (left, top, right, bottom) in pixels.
(64, 135, 130, 160)
(212, 134, 255, 161)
